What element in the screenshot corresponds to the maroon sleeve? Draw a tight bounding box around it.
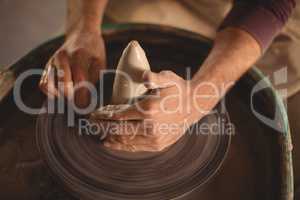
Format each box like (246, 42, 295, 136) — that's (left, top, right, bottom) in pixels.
(220, 0, 296, 51)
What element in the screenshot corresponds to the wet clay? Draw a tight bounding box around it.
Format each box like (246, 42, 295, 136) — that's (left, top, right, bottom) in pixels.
(91, 40, 150, 119)
(111, 40, 150, 104)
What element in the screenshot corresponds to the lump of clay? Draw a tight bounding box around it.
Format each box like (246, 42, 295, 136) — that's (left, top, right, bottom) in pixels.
(91, 40, 151, 118)
(111, 40, 151, 104)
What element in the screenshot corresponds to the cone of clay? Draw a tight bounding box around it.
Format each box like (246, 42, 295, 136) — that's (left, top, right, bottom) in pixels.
(111, 40, 151, 104)
(90, 41, 151, 119)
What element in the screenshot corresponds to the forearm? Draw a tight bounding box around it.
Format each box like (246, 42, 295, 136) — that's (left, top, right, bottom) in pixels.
(66, 0, 108, 35)
(191, 27, 261, 104)
(191, 0, 296, 109)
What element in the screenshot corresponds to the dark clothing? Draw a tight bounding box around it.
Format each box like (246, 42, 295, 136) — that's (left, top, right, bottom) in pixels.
(221, 0, 296, 51)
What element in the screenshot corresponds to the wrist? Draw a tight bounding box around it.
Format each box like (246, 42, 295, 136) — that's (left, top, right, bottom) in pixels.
(66, 18, 101, 38)
(190, 73, 228, 113)
(66, 0, 107, 36)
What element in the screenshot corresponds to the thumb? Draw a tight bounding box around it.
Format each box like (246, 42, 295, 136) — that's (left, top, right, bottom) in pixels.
(142, 70, 180, 89)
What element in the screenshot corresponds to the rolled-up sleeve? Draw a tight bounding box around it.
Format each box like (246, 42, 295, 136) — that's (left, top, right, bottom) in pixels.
(220, 0, 296, 51)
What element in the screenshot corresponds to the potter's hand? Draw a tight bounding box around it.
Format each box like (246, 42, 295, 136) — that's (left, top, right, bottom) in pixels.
(91, 70, 218, 152)
(39, 25, 106, 108)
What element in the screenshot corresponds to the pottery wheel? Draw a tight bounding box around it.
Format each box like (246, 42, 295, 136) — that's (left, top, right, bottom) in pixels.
(36, 104, 231, 200)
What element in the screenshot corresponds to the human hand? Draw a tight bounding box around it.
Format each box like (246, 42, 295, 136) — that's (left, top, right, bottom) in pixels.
(90, 70, 220, 152)
(39, 24, 106, 108)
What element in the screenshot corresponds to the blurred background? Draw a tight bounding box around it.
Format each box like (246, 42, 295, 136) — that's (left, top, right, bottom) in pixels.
(0, 0, 65, 67)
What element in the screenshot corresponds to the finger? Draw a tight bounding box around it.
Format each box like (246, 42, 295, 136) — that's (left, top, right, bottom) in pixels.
(71, 51, 91, 108)
(90, 104, 131, 119)
(106, 106, 144, 120)
(89, 58, 105, 84)
(103, 137, 143, 152)
(103, 139, 166, 152)
(119, 135, 153, 146)
(143, 70, 181, 89)
(39, 60, 60, 98)
(91, 119, 150, 142)
(103, 140, 125, 151)
(91, 104, 145, 121)
(39, 59, 51, 85)
(54, 51, 74, 99)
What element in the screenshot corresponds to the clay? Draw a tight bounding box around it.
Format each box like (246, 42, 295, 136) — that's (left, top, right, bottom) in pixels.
(111, 40, 150, 104)
(92, 41, 150, 118)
